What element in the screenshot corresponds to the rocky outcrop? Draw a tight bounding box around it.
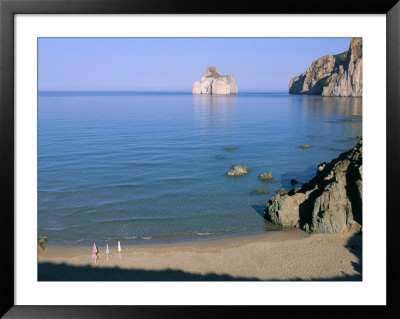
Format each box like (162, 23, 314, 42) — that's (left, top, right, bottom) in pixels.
(289, 38, 362, 97)
(264, 140, 362, 233)
(259, 172, 273, 181)
(193, 67, 238, 95)
(227, 165, 250, 176)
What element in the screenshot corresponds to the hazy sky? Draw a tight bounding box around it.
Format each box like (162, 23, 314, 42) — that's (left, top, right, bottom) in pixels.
(38, 38, 352, 92)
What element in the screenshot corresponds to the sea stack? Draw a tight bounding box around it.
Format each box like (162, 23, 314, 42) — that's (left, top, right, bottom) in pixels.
(192, 66, 238, 95)
(289, 38, 362, 97)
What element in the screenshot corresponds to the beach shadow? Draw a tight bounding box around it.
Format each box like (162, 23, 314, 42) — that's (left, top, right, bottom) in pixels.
(38, 262, 362, 282)
(345, 232, 362, 278)
(38, 263, 260, 281)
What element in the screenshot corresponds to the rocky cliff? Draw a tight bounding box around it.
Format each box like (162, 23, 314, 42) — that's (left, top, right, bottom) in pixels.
(265, 139, 362, 233)
(193, 67, 238, 95)
(289, 38, 362, 97)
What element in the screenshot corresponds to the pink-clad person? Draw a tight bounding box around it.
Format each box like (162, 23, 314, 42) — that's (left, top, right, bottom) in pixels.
(92, 242, 98, 264)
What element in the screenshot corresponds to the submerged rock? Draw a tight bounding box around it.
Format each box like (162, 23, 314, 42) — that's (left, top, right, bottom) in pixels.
(259, 172, 273, 181)
(255, 190, 270, 194)
(193, 67, 238, 95)
(299, 144, 312, 149)
(227, 165, 250, 177)
(289, 38, 362, 97)
(264, 139, 362, 234)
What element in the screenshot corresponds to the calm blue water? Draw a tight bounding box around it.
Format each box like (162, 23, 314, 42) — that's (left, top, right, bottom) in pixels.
(38, 92, 362, 245)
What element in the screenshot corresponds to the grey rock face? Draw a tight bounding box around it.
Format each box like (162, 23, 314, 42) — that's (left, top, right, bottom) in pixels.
(289, 38, 362, 97)
(265, 139, 362, 233)
(193, 67, 238, 95)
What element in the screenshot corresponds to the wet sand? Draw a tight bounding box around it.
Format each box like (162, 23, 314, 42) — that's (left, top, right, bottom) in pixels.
(38, 229, 362, 281)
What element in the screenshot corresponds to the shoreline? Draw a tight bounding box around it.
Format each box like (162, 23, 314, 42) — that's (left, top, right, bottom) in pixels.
(38, 228, 362, 281)
(38, 224, 286, 248)
(39, 227, 307, 255)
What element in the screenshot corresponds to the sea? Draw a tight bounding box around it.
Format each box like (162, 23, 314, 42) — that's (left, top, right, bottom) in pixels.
(38, 92, 362, 245)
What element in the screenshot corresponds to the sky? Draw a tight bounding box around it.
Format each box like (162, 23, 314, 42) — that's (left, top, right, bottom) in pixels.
(38, 38, 352, 92)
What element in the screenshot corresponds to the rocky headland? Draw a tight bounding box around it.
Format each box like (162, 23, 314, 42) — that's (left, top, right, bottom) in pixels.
(265, 139, 362, 234)
(289, 38, 362, 97)
(193, 67, 238, 95)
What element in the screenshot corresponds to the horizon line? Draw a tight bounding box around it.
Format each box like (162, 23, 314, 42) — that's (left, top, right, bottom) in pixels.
(38, 90, 289, 94)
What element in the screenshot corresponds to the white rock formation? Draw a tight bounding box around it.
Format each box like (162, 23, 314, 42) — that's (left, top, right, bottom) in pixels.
(193, 67, 238, 95)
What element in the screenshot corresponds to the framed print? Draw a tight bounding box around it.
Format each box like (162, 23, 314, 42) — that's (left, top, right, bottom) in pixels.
(1, 0, 399, 317)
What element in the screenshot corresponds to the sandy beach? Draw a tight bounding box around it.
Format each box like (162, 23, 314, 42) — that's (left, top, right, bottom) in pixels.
(38, 229, 362, 281)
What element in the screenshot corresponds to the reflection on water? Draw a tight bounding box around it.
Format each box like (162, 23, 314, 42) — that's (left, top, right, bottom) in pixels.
(192, 93, 362, 161)
(292, 96, 362, 117)
(192, 94, 237, 127)
(289, 96, 362, 150)
(193, 94, 237, 108)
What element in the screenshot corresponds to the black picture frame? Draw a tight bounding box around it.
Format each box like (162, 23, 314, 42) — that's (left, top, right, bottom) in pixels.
(1, 0, 399, 317)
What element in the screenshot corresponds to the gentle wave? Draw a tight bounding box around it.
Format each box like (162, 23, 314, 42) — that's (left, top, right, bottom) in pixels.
(75, 238, 90, 243)
(89, 211, 247, 226)
(41, 210, 255, 236)
(113, 184, 138, 189)
(43, 226, 70, 231)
